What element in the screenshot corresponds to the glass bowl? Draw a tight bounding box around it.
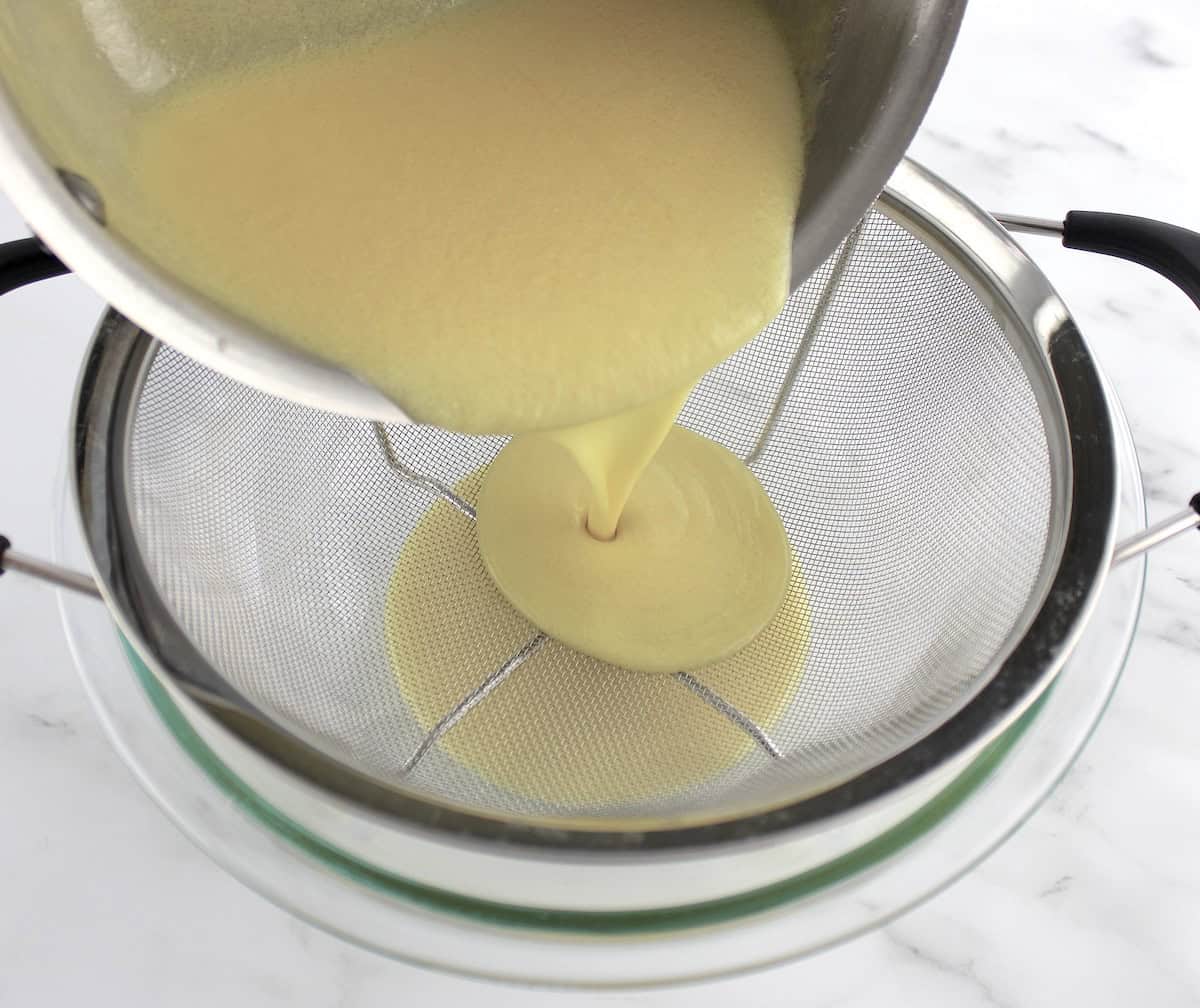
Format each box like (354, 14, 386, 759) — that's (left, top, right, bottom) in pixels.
(53, 367, 1146, 989)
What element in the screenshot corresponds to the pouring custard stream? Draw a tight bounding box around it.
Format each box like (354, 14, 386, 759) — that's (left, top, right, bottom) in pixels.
(126, 0, 806, 685)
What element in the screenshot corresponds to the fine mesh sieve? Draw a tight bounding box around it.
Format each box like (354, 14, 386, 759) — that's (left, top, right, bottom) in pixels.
(72, 162, 1114, 844)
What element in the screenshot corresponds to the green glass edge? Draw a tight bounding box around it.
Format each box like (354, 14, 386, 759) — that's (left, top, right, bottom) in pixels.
(122, 634, 1042, 937)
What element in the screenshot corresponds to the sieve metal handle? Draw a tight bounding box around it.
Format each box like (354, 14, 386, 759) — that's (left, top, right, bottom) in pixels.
(996, 211, 1200, 563)
(0, 236, 101, 598)
(0, 537, 100, 598)
(1111, 497, 1200, 567)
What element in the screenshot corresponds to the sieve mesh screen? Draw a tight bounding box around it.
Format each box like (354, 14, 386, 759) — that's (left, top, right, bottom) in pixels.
(125, 208, 1055, 827)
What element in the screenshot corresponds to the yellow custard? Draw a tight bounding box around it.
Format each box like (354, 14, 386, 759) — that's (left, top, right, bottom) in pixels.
(479, 425, 791, 672)
(126, 0, 806, 435)
(387, 477, 808, 805)
(547, 385, 693, 543)
(129, 0, 810, 791)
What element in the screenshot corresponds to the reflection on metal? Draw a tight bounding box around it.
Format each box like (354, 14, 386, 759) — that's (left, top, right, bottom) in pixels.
(56, 169, 107, 225)
(994, 213, 1065, 238)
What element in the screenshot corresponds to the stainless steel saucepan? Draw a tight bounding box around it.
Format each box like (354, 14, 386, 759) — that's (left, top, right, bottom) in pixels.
(0, 0, 965, 420)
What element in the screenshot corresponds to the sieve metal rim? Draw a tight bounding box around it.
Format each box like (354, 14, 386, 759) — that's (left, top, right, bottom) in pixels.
(69, 158, 1118, 852)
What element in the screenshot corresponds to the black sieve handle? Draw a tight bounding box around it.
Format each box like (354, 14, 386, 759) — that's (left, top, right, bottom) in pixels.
(0, 236, 69, 294)
(1063, 212, 1200, 311)
(1057, 212, 1200, 556)
(996, 209, 1200, 557)
(0, 236, 98, 595)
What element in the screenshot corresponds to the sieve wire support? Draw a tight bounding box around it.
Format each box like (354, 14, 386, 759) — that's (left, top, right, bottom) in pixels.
(370, 422, 786, 778)
(743, 217, 867, 468)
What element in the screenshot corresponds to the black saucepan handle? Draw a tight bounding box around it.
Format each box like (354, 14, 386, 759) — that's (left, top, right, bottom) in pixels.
(0, 236, 98, 594)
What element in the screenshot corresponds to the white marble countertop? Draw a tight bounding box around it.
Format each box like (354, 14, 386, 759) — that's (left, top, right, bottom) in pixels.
(2, 1, 1199, 1004)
